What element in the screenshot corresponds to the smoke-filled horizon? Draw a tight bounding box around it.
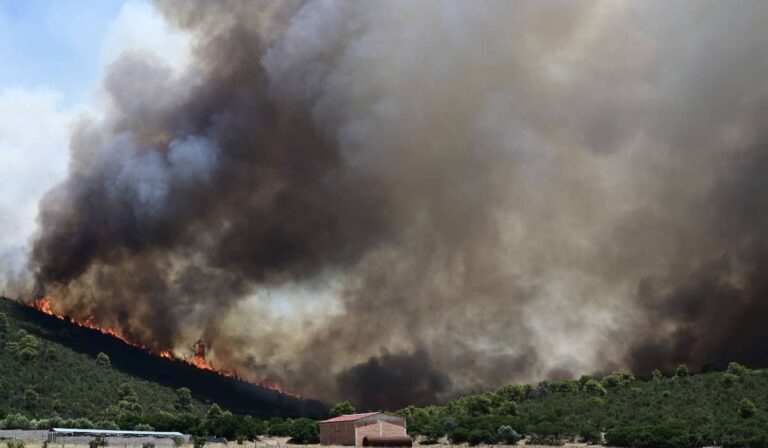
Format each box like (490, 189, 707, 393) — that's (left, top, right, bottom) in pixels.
(4, 0, 768, 409)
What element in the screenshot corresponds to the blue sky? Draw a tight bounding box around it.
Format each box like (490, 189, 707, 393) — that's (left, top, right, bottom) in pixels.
(0, 0, 129, 103)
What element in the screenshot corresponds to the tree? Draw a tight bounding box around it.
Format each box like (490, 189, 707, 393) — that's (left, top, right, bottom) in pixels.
(175, 387, 193, 411)
(24, 388, 38, 407)
(0, 313, 8, 333)
(582, 379, 607, 396)
(496, 384, 526, 402)
(496, 401, 519, 416)
(721, 373, 739, 388)
(19, 347, 38, 361)
(207, 403, 224, 419)
(675, 364, 690, 377)
(287, 418, 319, 444)
(118, 383, 139, 403)
(727, 362, 749, 376)
(739, 398, 757, 418)
(97, 352, 111, 367)
(329, 401, 356, 417)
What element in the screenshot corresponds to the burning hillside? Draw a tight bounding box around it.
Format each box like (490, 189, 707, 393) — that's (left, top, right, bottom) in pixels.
(31, 297, 298, 397)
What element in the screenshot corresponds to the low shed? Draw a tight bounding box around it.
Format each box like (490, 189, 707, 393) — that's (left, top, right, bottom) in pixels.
(319, 412, 408, 446)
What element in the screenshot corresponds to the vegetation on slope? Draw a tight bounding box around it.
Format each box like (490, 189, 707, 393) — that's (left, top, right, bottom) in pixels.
(0, 301, 207, 421)
(0, 297, 325, 420)
(0, 298, 323, 442)
(397, 363, 768, 447)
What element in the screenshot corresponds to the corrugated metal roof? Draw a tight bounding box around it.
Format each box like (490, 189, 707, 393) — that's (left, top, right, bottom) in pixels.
(320, 412, 380, 423)
(52, 428, 184, 437)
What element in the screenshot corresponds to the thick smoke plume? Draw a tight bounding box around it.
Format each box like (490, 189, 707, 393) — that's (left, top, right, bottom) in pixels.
(5, 0, 768, 409)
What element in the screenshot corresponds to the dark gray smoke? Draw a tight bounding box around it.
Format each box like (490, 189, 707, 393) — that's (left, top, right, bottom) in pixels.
(8, 0, 768, 408)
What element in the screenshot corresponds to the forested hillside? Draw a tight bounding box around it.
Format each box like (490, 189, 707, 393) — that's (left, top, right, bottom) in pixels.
(398, 364, 768, 448)
(0, 297, 325, 426)
(0, 298, 208, 423)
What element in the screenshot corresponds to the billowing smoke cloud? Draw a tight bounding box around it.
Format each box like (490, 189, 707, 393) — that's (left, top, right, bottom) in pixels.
(5, 0, 768, 409)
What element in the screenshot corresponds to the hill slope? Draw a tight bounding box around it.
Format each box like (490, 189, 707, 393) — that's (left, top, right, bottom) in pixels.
(399, 365, 768, 448)
(0, 297, 325, 421)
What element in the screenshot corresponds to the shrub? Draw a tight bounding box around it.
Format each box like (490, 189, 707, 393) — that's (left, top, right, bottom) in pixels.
(496, 384, 526, 401)
(721, 373, 739, 388)
(588, 396, 605, 406)
(134, 423, 155, 431)
(728, 362, 750, 376)
(206, 404, 223, 419)
(88, 436, 108, 448)
(97, 352, 111, 367)
(739, 398, 757, 418)
(175, 387, 193, 411)
(528, 434, 564, 446)
(497, 401, 519, 416)
(3, 414, 31, 429)
(287, 418, 319, 444)
(192, 435, 206, 448)
(19, 347, 38, 361)
(172, 437, 184, 447)
(7, 441, 24, 448)
(96, 421, 119, 430)
(497, 425, 522, 444)
(0, 313, 8, 333)
(329, 401, 356, 417)
(652, 369, 663, 381)
(75, 418, 94, 429)
(579, 427, 602, 445)
(675, 364, 690, 377)
(582, 379, 607, 396)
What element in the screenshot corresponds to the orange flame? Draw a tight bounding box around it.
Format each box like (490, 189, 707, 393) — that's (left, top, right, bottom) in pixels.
(30, 297, 300, 397)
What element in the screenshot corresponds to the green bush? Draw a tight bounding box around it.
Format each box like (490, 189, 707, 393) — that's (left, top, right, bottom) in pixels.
(329, 401, 356, 417)
(3, 413, 31, 429)
(7, 441, 24, 448)
(192, 435, 206, 448)
(675, 364, 691, 378)
(720, 373, 739, 387)
(497, 425, 521, 444)
(97, 352, 111, 367)
(739, 398, 757, 418)
(287, 418, 319, 444)
(88, 436, 108, 448)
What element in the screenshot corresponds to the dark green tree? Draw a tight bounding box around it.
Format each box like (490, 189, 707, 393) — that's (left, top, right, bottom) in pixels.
(329, 401, 356, 417)
(207, 403, 224, 419)
(675, 364, 691, 377)
(739, 398, 757, 418)
(287, 418, 319, 444)
(97, 352, 111, 367)
(175, 387, 193, 411)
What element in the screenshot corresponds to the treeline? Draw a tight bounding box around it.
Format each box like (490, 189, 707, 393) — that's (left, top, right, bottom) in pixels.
(397, 363, 768, 448)
(0, 399, 319, 444)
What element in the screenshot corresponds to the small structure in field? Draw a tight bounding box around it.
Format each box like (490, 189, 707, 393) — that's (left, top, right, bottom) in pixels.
(319, 412, 410, 446)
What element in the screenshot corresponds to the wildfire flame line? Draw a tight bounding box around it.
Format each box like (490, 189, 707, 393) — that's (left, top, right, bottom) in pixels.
(31, 297, 299, 397)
